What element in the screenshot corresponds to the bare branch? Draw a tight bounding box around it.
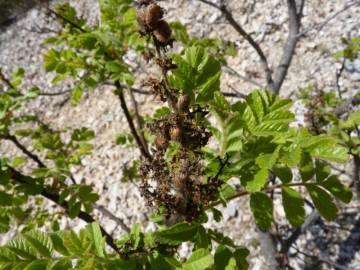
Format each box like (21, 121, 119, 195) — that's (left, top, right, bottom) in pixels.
(115, 81, 152, 161)
(197, 0, 275, 91)
(6, 133, 132, 235)
(9, 167, 121, 254)
(0, 68, 15, 89)
(223, 65, 264, 88)
(127, 86, 149, 154)
(298, 1, 360, 38)
(39, 89, 72, 96)
(6, 135, 46, 168)
(353, 155, 360, 199)
(331, 96, 360, 116)
(291, 245, 348, 270)
(335, 58, 346, 99)
(93, 204, 130, 233)
(282, 210, 320, 253)
(273, 0, 302, 93)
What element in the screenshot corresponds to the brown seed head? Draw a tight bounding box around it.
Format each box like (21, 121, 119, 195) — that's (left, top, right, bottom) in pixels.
(173, 173, 187, 190)
(153, 20, 172, 43)
(177, 94, 190, 112)
(155, 134, 168, 150)
(170, 126, 182, 142)
(145, 3, 163, 29)
(136, 7, 147, 29)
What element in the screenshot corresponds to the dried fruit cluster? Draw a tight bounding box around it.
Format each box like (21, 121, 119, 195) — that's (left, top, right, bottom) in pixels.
(136, 2, 222, 224)
(136, 1, 173, 48)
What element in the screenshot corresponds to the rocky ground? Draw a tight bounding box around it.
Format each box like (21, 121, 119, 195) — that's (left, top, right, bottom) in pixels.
(0, 0, 360, 269)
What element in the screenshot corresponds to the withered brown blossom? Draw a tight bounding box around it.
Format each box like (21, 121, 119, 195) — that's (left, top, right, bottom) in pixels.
(136, 1, 222, 225)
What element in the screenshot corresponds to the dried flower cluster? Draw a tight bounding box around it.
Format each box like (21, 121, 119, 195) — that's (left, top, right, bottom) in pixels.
(136, 1, 221, 224)
(136, 1, 174, 48)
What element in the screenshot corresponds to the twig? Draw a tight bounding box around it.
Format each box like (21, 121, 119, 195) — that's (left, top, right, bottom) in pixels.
(282, 210, 320, 253)
(224, 84, 247, 99)
(0, 68, 15, 89)
(6, 135, 131, 240)
(92, 204, 130, 233)
(39, 89, 72, 96)
(207, 182, 307, 209)
(197, 0, 275, 91)
(115, 81, 152, 161)
(335, 58, 346, 99)
(6, 134, 77, 185)
(9, 167, 121, 254)
(273, 0, 302, 94)
(6, 135, 46, 168)
(223, 65, 264, 88)
(127, 86, 149, 153)
(291, 245, 348, 270)
(353, 155, 360, 199)
(331, 96, 360, 116)
(298, 1, 360, 38)
(46, 7, 87, 33)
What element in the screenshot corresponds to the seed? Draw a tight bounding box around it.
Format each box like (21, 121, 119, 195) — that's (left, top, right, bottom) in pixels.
(177, 94, 190, 112)
(136, 7, 147, 29)
(170, 126, 182, 142)
(153, 20, 172, 43)
(145, 3, 163, 29)
(173, 173, 187, 190)
(155, 134, 168, 150)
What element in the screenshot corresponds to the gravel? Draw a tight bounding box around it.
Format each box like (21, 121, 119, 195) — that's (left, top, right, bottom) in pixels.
(1, 0, 360, 269)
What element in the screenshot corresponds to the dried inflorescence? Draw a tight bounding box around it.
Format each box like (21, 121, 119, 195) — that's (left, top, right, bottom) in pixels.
(136, 1, 174, 48)
(136, 2, 221, 224)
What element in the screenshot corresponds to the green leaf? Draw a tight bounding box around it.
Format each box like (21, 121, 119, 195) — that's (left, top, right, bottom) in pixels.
(50, 233, 69, 256)
(24, 260, 48, 270)
(238, 90, 294, 136)
(50, 258, 72, 270)
(255, 146, 280, 169)
(71, 86, 83, 105)
(11, 157, 27, 168)
(71, 128, 95, 141)
(115, 134, 127, 145)
(219, 184, 237, 205)
(315, 160, 331, 182)
(68, 202, 81, 219)
(149, 253, 179, 270)
(321, 176, 352, 203)
(282, 187, 305, 227)
(86, 223, 105, 257)
(214, 245, 232, 270)
(155, 223, 199, 245)
(130, 224, 141, 249)
(211, 208, 222, 222)
(8, 236, 37, 260)
(0, 192, 13, 206)
(0, 216, 10, 233)
(183, 248, 214, 270)
(250, 192, 273, 230)
(165, 141, 182, 162)
(105, 61, 127, 74)
(23, 231, 53, 258)
(63, 230, 84, 256)
(245, 168, 269, 192)
(210, 93, 243, 157)
(233, 248, 249, 270)
(153, 107, 171, 119)
(194, 226, 211, 250)
(299, 153, 314, 182)
(273, 165, 292, 183)
(168, 46, 221, 104)
(305, 136, 348, 163)
(306, 185, 338, 221)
